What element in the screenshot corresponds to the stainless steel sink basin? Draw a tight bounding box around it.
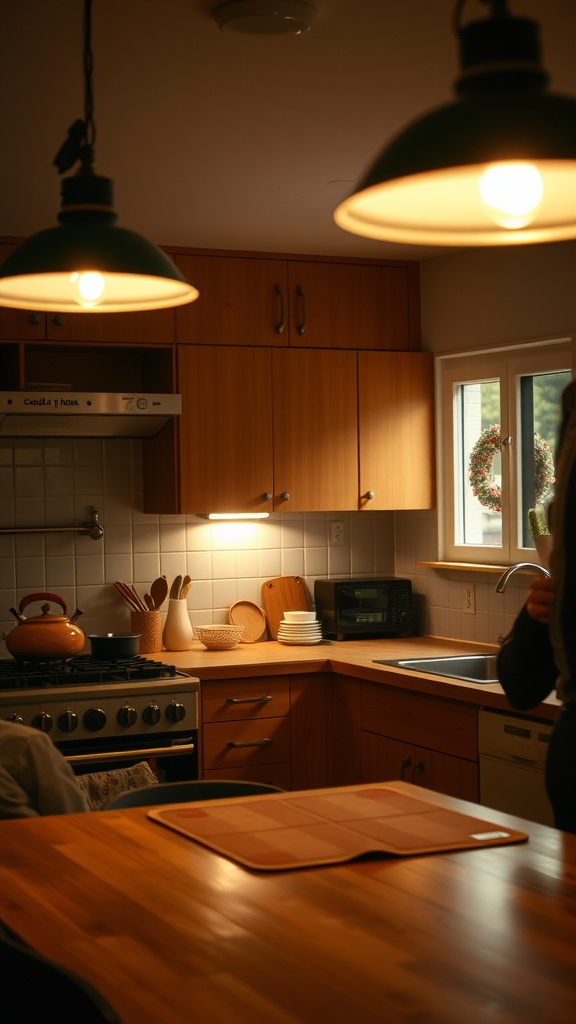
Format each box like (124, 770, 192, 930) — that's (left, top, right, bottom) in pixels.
(373, 654, 500, 684)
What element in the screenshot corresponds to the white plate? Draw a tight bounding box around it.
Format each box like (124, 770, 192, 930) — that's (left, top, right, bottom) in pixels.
(278, 637, 323, 646)
(277, 628, 322, 637)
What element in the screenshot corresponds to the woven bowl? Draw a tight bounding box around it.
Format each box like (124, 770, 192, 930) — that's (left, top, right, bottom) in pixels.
(194, 624, 245, 650)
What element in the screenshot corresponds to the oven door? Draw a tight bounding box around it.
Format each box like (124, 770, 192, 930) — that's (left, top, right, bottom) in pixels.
(58, 730, 199, 783)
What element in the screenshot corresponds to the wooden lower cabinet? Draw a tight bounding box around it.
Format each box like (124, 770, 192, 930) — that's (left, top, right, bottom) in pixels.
(199, 672, 331, 791)
(361, 732, 479, 801)
(331, 674, 479, 802)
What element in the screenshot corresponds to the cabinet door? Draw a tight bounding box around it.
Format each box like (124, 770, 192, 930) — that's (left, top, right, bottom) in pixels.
(174, 254, 289, 346)
(412, 746, 479, 802)
(287, 260, 419, 350)
(361, 732, 479, 802)
(177, 345, 274, 514)
(358, 350, 435, 510)
(361, 732, 414, 784)
(45, 308, 174, 344)
(272, 348, 358, 511)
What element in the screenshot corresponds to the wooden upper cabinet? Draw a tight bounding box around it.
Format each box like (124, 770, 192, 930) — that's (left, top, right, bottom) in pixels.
(174, 254, 289, 346)
(358, 350, 435, 510)
(287, 260, 420, 350)
(272, 348, 358, 511)
(173, 251, 420, 351)
(177, 345, 274, 514)
(0, 242, 175, 344)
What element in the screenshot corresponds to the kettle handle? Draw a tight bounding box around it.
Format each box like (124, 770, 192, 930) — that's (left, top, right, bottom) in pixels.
(18, 592, 67, 615)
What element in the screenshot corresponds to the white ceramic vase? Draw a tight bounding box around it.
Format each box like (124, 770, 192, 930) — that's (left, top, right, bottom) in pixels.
(162, 599, 194, 651)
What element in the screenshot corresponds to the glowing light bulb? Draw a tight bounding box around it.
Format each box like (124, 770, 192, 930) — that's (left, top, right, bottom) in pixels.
(479, 162, 544, 229)
(70, 271, 105, 307)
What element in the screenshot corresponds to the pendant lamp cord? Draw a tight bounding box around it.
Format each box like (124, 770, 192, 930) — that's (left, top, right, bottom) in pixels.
(53, 0, 96, 176)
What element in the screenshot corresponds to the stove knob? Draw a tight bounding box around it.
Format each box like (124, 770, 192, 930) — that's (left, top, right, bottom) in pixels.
(84, 707, 107, 732)
(165, 701, 186, 724)
(31, 711, 53, 733)
(7, 713, 24, 724)
(117, 705, 137, 728)
(57, 710, 78, 733)
(143, 703, 161, 725)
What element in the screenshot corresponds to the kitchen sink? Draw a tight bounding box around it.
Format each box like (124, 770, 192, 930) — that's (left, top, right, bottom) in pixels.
(373, 653, 500, 684)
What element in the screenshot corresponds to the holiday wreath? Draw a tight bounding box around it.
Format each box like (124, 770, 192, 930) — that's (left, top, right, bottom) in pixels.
(468, 423, 555, 513)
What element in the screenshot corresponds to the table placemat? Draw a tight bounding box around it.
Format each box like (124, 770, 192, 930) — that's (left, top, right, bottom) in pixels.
(148, 783, 528, 871)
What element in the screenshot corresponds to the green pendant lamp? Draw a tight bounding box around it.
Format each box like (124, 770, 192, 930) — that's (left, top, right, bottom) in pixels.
(0, 0, 198, 313)
(335, 0, 576, 247)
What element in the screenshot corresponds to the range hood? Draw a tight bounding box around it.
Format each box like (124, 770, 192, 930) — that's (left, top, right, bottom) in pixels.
(0, 391, 181, 438)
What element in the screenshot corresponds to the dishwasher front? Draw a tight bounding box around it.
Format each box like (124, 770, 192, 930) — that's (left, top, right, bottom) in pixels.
(478, 708, 554, 827)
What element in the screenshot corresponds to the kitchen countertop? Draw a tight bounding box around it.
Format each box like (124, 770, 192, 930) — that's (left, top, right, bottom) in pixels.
(1, 781, 574, 1024)
(164, 635, 560, 719)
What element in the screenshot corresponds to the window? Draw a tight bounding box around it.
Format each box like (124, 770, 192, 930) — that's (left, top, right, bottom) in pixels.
(438, 339, 573, 565)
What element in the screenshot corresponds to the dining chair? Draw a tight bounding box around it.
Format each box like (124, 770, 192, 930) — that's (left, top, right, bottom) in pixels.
(104, 778, 284, 809)
(0, 922, 121, 1023)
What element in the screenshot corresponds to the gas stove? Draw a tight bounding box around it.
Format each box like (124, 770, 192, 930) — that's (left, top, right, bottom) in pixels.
(0, 654, 184, 690)
(0, 656, 199, 775)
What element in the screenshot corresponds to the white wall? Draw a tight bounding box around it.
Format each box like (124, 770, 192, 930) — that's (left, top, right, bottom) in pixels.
(0, 436, 395, 654)
(396, 240, 576, 646)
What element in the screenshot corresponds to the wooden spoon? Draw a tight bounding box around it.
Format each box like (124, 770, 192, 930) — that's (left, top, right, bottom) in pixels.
(179, 574, 192, 600)
(150, 576, 168, 610)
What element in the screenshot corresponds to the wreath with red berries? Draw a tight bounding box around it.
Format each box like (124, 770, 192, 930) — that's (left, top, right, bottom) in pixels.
(468, 423, 555, 513)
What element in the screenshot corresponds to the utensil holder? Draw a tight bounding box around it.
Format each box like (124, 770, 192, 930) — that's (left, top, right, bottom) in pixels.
(162, 600, 194, 651)
(130, 610, 163, 654)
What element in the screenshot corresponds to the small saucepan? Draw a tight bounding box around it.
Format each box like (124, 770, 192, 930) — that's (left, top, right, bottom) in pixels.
(89, 633, 141, 659)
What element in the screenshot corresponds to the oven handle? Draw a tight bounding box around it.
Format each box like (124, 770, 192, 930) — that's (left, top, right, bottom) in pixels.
(65, 742, 196, 766)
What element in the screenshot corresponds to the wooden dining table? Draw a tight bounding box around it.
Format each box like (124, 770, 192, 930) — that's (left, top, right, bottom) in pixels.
(1, 781, 575, 1024)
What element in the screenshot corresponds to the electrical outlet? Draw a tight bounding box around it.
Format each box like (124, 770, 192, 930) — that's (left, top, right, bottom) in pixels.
(464, 583, 476, 614)
(330, 520, 345, 546)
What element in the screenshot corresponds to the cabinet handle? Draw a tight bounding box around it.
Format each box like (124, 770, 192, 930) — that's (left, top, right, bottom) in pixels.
(29, 313, 41, 325)
(296, 285, 306, 335)
(227, 738, 273, 748)
(414, 760, 425, 775)
(400, 756, 412, 780)
(280, 491, 290, 502)
(274, 283, 285, 335)
(262, 492, 272, 502)
(364, 491, 375, 501)
(225, 696, 273, 705)
(52, 314, 65, 326)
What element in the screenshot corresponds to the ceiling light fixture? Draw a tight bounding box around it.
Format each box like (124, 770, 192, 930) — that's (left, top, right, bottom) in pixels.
(0, 0, 198, 313)
(213, 1, 316, 36)
(335, 0, 576, 247)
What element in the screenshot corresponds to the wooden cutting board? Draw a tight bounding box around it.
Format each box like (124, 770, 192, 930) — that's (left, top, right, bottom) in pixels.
(262, 576, 310, 640)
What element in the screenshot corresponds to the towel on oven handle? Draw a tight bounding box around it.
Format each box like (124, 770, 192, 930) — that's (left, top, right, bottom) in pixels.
(76, 761, 158, 811)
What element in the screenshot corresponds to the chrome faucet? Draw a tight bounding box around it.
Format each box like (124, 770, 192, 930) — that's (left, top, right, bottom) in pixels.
(495, 562, 551, 593)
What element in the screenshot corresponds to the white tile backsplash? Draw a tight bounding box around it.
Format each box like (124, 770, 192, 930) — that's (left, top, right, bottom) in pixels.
(0, 437, 528, 656)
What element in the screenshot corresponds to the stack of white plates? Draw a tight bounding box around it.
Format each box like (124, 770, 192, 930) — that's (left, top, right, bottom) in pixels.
(277, 610, 323, 646)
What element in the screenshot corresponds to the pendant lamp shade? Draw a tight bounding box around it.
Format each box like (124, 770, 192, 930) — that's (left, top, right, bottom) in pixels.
(0, 0, 198, 313)
(335, 4, 576, 247)
(0, 176, 198, 313)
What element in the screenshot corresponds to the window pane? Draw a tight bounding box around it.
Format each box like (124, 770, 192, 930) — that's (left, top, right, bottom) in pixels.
(456, 380, 502, 547)
(518, 369, 570, 546)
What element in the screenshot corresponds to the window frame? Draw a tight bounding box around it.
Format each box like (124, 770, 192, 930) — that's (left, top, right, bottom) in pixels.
(436, 337, 574, 566)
